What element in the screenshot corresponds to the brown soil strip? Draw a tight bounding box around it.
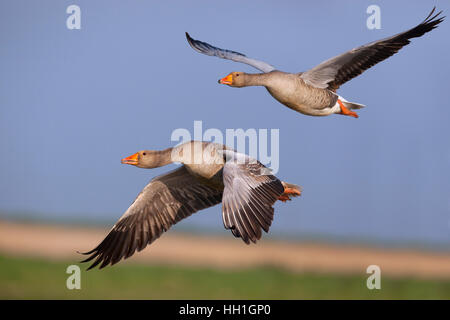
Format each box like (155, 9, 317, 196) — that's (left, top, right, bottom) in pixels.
(1, 220, 449, 279)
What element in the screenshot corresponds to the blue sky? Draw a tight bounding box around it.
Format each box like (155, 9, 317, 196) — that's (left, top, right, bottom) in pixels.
(1, 1, 449, 247)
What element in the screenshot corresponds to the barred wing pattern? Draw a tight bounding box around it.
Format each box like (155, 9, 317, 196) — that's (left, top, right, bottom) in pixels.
(300, 8, 444, 90)
(81, 166, 222, 270)
(221, 154, 284, 244)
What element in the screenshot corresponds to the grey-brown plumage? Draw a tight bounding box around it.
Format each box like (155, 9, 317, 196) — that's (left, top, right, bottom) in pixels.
(80, 166, 223, 270)
(186, 8, 444, 118)
(80, 141, 301, 270)
(300, 7, 445, 90)
(221, 149, 285, 244)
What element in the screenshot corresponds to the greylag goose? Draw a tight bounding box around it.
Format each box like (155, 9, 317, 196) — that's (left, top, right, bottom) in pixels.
(186, 8, 444, 118)
(81, 141, 301, 269)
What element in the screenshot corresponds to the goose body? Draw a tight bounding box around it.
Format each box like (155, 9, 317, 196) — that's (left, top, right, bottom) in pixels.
(81, 141, 301, 269)
(186, 8, 444, 118)
(259, 71, 339, 116)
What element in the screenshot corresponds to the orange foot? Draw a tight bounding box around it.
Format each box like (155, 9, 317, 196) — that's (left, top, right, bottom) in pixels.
(278, 195, 291, 202)
(338, 99, 358, 118)
(278, 187, 302, 202)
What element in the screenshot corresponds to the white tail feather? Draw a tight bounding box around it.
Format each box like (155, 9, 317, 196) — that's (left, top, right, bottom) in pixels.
(343, 101, 366, 110)
(338, 96, 366, 110)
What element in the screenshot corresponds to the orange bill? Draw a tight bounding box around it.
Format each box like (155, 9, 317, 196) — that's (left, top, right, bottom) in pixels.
(218, 74, 233, 85)
(121, 152, 139, 165)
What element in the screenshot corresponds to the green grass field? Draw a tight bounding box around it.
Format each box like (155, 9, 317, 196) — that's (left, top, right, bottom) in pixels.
(1, 254, 449, 299)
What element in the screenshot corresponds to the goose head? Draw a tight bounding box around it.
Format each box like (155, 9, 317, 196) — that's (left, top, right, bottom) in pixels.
(218, 72, 247, 87)
(121, 150, 172, 168)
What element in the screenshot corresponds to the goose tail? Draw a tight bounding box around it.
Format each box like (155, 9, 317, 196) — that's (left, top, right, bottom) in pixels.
(341, 99, 366, 110)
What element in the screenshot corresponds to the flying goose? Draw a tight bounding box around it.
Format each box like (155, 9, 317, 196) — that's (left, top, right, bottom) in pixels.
(80, 141, 301, 269)
(186, 8, 444, 118)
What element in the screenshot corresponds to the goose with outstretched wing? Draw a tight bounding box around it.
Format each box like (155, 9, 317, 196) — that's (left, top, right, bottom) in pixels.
(80, 141, 301, 270)
(186, 8, 444, 118)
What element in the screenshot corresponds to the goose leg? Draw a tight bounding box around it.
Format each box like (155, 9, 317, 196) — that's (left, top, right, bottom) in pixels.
(337, 99, 359, 118)
(278, 187, 302, 202)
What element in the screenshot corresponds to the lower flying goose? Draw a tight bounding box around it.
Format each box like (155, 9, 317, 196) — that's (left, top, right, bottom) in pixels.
(81, 141, 301, 269)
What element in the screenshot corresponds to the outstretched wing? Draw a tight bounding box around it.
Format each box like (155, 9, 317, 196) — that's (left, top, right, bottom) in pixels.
(221, 151, 284, 244)
(300, 7, 444, 90)
(186, 32, 276, 73)
(80, 166, 222, 270)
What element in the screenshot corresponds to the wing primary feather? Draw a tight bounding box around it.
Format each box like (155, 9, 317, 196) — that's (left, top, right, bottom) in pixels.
(80, 166, 223, 270)
(301, 7, 444, 90)
(186, 32, 276, 73)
